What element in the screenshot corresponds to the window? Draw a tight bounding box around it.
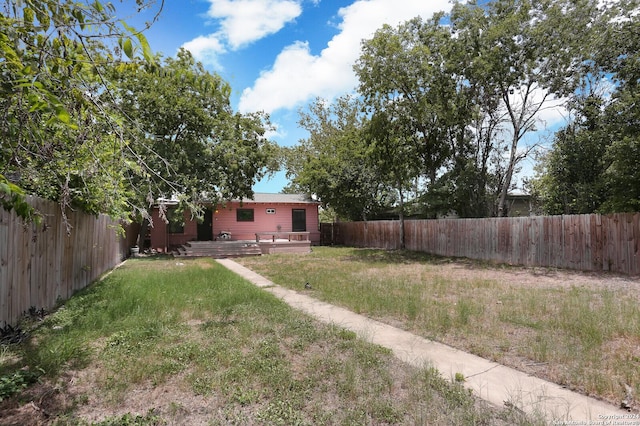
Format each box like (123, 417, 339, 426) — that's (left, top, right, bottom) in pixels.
(167, 208, 184, 234)
(266, 208, 276, 214)
(236, 208, 254, 222)
(292, 209, 306, 232)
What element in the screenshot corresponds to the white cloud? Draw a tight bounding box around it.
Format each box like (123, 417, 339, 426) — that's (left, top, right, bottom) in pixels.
(181, 0, 302, 66)
(507, 83, 570, 130)
(264, 120, 286, 140)
(210, 0, 302, 49)
(239, 0, 453, 113)
(182, 34, 226, 68)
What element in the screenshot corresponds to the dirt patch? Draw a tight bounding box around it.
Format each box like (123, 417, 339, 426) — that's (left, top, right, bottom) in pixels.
(72, 374, 221, 425)
(0, 379, 75, 426)
(0, 371, 224, 426)
(440, 262, 640, 298)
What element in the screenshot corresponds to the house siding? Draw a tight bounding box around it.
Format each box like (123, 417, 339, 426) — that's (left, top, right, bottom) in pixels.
(149, 208, 198, 252)
(213, 201, 320, 242)
(149, 199, 320, 252)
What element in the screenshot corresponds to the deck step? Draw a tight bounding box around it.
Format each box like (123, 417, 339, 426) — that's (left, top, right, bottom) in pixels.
(174, 241, 262, 258)
(173, 240, 312, 257)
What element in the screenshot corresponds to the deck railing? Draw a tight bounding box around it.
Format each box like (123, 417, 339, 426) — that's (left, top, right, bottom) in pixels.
(255, 232, 310, 242)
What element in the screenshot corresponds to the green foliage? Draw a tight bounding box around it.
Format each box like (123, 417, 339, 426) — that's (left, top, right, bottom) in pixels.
(602, 137, 640, 212)
(1, 1, 278, 226)
(285, 96, 392, 221)
(355, 15, 464, 219)
(0, 369, 40, 401)
(531, 10, 640, 214)
(0, 0, 160, 221)
(107, 49, 278, 219)
(531, 110, 609, 214)
(598, 12, 640, 212)
(0, 174, 40, 223)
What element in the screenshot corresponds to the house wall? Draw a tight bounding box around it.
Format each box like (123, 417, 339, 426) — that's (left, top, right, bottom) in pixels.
(149, 201, 320, 251)
(213, 201, 320, 242)
(507, 198, 531, 217)
(150, 208, 197, 252)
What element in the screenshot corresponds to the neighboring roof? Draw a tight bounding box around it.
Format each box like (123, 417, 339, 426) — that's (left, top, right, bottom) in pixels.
(239, 193, 319, 204)
(507, 189, 530, 197)
(506, 191, 532, 199)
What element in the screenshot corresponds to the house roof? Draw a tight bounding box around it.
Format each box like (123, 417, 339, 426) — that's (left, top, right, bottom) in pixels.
(240, 193, 319, 204)
(155, 193, 319, 206)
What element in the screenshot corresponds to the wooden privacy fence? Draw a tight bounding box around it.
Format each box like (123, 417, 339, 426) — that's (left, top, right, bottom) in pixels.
(1, 196, 128, 326)
(323, 213, 640, 275)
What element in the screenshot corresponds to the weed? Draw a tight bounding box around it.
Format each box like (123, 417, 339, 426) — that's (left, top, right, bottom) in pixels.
(256, 399, 307, 426)
(369, 399, 403, 424)
(0, 369, 40, 401)
(455, 298, 483, 327)
(90, 409, 165, 425)
(188, 374, 216, 396)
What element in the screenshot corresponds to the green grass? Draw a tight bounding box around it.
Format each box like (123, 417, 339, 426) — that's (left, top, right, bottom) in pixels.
(0, 256, 538, 425)
(238, 246, 640, 407)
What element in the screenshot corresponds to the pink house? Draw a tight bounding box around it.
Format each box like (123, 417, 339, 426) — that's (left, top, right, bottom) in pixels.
(149, 193, 321, 252)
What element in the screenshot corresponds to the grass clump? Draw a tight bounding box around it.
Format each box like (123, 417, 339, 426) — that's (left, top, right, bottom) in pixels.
(0, 256, 532, 425)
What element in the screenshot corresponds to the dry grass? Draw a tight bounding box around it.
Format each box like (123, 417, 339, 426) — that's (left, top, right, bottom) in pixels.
(237, 246, 640, 411)
(0, 257, 536, 425)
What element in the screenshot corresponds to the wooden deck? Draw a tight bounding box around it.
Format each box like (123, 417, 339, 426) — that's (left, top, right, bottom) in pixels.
(174, 239, 311, 258)
(257, 240, 312, 255)
(174, 241, 262, 258)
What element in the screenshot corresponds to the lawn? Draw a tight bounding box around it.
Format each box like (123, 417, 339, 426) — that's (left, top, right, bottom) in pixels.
(237, 246, 640, 411)
(0, 256, 536, 425)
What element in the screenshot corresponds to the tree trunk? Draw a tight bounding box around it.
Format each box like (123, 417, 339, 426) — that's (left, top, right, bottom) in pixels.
(497, 134, 519, 217)
(398, 184, 405, 250)
(137, 217, 150, 249)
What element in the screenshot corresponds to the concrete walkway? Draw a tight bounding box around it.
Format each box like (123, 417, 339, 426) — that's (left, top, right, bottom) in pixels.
(217, 259, 630, 424)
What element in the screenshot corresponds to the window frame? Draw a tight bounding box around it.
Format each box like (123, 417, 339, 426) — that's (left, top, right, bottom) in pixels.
(236, 208, 255, 222)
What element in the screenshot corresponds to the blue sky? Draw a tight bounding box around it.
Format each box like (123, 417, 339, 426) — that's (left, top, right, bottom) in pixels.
(128, 0, 459, 193)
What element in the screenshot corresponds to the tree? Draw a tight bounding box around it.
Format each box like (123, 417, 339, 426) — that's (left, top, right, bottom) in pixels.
(530, 97, 608, 214)
(530, 1, 640, 214)
(0, 173, 40, 223)
(0, 0, 159, 223)
(1, 1, 278, 231)
(108, 50, 278, 241)
(355, 0, 625, 218)
(598, 7, 640, 213)
(449, 0, 572, 216)
(365, 110, 422, 248)
(284, 96, 391, 221)
(532, 86, 639, 214)
(354, 16, 464, 199)
(353, 3, 575, 219)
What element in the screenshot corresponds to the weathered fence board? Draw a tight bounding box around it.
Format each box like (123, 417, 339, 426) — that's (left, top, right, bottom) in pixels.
(322, 213, 640, 275)
(1, 196, 128, 326)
